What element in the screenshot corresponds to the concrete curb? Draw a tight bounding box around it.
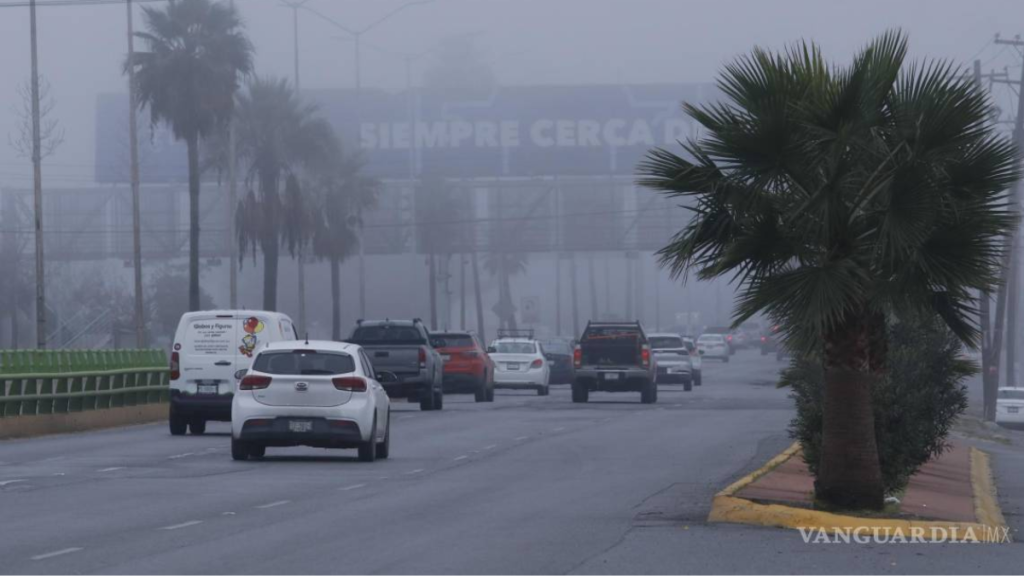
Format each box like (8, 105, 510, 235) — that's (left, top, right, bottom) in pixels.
(707, 443, 1009, 542)
(0, 403, 167, 440)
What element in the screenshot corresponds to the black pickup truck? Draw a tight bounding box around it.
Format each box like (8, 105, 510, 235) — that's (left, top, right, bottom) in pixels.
(572, 321, 658, 404)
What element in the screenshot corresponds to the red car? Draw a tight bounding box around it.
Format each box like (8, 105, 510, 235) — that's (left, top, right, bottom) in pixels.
(434, 332, 495, 402)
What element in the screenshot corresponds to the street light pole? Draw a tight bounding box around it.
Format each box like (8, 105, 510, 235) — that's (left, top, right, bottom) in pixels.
(127, 0, 145, 347)
(283, 0, 309, 333)
(228, 0, 238, 310)
(29, 0, 46, 349)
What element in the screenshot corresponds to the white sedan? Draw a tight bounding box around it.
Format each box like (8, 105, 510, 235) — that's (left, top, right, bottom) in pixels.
(487, 338, 550, 396)
(697, 334, 730, 363)
(996, 387, 1024, 429)
(231, 340, 392, 462)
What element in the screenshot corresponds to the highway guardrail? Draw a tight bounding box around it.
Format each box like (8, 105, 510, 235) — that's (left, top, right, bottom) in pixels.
(0, 349, 170, 418)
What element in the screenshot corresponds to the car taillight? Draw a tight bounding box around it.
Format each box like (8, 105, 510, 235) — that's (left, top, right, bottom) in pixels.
(573, 347, 582, 368)
(418, 348, 426, 368)
(761, 336, 766, 342)
(530, 359, 543, 369)
(332, 377, 367, 392)
(463, 350, 479, 358)
(170, 351, 180, 381)
(727, 335, 733, 341)
(239, 375, 272, 390)
(641, 346, 651, 368)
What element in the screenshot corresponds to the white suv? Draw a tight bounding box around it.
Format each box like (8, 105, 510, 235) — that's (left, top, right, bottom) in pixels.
(231, 341, 392, 462)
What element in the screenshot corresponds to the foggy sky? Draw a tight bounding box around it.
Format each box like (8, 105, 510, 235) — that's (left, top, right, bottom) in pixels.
(0, 0, 1021, 186)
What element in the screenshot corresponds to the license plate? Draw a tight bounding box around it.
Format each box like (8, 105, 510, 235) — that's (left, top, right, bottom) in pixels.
(507, 362, 520, 371)
(1010, 407, 1020, 414)
(197, 384, 218, 395)
(441, 354, 451, 362)
(602, 372, 621, 380)
(288, 420, 313, 433)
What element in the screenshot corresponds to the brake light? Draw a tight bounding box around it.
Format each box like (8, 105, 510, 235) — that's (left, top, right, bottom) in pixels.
(727, 335, 733, 341)
(641, 346, 651, 368)
(530, 359, 543, 369)
(761, 336, 766, 342)
(463, 351, 479, 358)
(239, 375, 272, 390)
(332, 377, 367, 392)
(418, 348, 426, 368)
(573, 347, 582, 368)
(170, 351, 180, 381)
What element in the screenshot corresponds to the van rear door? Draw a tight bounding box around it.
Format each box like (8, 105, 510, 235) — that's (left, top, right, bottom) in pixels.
(181, 315, 241, 391)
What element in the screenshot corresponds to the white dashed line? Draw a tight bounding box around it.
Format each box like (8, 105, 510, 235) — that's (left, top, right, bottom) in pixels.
(339, 484, 366, 491)
(167, 453, 195, 460)
(515, 436, 528, 441)
(98, 467, 125, 472)
(453, 455, 468, 461)
(160, 520, 202, 530)
(553, 427, 566, 432)
(483, 444, 497, 450)
(222, 512, 236, 516)
(405, 469, 425, 475)
(51, 472, 66, 477)
(31, 547, 83, 561)
(256, 500, 290, 509)
(0, 479, 26, 487)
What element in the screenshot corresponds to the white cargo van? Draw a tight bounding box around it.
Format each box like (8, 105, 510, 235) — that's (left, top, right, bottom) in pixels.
(169, 310, 298, 436)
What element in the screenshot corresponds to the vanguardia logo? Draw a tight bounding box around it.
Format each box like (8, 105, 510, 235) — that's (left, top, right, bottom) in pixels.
(798, 526, 1012, 544)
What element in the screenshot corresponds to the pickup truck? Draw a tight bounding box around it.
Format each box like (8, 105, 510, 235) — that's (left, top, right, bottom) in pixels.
(572, 321, 658, 404)
(346, 319, 445, 411)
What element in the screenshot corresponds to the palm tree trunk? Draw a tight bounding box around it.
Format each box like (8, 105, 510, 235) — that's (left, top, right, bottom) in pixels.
(472, 251, 485, 343)
(186, 134, 201, 311)
(588, 254, 598, 321)
(504, 258, 517, 332)
(330, 256, 341, 340)
(428, 253, 438, 330)
(262, 239, 279, 311)
(816, 310, 884, 510)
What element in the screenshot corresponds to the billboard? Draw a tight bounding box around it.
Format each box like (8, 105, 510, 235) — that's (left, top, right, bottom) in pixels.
(96, 83, 717, 183)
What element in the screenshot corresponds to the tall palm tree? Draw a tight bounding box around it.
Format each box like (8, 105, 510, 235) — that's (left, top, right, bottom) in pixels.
(234, 77, 336, 310)
(127, 0, 252, 311)
(484, 251, 528, 332)
(638, 31, 1018, 510)
(311, 151, 379, 340)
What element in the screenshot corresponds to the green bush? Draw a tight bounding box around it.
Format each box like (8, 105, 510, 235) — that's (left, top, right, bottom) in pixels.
(782, 316, 972, 495)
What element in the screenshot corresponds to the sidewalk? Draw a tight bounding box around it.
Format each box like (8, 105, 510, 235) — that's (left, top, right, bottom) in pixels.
(708, 439, 1007, 540)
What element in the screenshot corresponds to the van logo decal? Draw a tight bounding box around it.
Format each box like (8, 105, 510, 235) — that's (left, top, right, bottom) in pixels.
(239, 317, 265, 358)
(295, 382, 309, 392)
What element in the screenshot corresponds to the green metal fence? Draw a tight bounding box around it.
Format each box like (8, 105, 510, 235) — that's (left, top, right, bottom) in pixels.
(0, 349, 170, 418)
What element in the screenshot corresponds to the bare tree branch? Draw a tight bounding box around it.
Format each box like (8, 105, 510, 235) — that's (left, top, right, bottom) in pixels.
(8, 75, 65, 160)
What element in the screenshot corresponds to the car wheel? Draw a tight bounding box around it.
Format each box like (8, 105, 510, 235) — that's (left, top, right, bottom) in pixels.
(641, 383, 655, 404)
(723, 355, 730, 363)
(695, 372, 702, 386)
(169, 409, 187, 436)
(684, 378, 692, 392)
(231, 438, 249, 461)
(189, 418, 206, 435)
(474, 377, 487, 402)
(249, 444, 265, 459)
(571, 382, 589, 403)
(537, 385, 549, 396)
(486, 383, 495, 402)
(377, 410, 391, 460)
(434, 388, 444, 410)
(418, 389, 435, 411)
(358, 418, 378, 462)
(761, 347, 768, 356)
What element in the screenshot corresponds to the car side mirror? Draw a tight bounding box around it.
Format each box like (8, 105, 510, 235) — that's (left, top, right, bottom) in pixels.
(486, 346, 496, 354)
(376, 371, 399, 384)
(234, 369, 247, 380)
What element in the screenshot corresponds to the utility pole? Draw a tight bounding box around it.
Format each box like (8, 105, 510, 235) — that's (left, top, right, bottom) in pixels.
(460, 254, 466, 329)
(992, 34, 1024, 391)
(29, 0, 45, 349)
(127, 0, 145, 347)
(283, 0, 308, 333)
(228, 0, 239, 310)
(570, 253, 579, 336)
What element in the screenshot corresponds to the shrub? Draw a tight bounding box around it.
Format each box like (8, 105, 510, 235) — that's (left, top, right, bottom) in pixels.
(782, 316, 972, 495)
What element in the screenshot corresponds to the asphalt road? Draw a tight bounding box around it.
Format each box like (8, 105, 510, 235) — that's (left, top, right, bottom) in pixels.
(1, 351, 1022, 574)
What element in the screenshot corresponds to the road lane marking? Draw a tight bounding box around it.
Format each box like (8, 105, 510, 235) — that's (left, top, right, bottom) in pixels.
(377, 476, 390, 480)
(256, 500, 290, 509)
(483, 444, 497, 450)
(98, 467, 125, 472)
(222, 512, 236, 516)
(339, 484, 366, 491)
(454, 455, 468, 461)
(405, 469, 424, 475)
(160, 520, 202, 530)
(0, 479, 26, 487)
(553, 427, 566, 432)
(31, 547, 83, 561)
(167, 453, 195, 460)
(515, 436, 528, 441)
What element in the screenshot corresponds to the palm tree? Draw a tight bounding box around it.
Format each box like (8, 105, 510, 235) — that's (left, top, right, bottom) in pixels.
(311, 151, 379, 340)
(127, 0, 252, 311)
(234, 77, 337, 311)
(484, 251, 528, 332)
(638, 31, 1018, 510)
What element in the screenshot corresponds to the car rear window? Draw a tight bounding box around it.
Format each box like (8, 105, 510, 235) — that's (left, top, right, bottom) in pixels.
(582, 326, 643, 341)
(494, 341, 536, 354)
(699, 334, 724, 342)
(436, 334, 475, 348)
(999, 389, 1024, 400)
(253, 350, 355, 375)
(649, 336, 684, 349)
(540, 341, 572, 354)
(350, 325, 426, 345)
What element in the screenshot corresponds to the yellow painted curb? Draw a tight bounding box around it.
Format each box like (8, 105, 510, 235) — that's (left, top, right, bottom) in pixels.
(707, 443, 1009, 543)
